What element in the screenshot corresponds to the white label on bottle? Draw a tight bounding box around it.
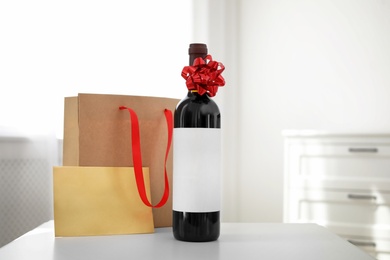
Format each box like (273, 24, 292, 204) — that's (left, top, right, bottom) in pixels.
(173, 128, 221, 212)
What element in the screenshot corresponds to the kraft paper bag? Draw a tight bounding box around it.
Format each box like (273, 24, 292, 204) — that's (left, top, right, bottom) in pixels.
(53, 166, 154, 237)
(62, 93, 179, 227)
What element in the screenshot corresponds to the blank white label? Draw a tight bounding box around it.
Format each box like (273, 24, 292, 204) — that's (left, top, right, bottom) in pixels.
(173, 128, 221, 212)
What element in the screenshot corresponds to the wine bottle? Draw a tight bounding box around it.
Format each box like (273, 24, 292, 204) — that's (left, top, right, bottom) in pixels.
(172, 43, 224, 242)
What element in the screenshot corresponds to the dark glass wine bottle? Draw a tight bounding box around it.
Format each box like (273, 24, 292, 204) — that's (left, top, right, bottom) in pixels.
(172, 43, 221, 242)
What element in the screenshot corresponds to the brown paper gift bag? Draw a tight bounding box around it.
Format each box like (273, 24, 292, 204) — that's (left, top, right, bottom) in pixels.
(53, 166, 154, 237)
(62, 93, 179, 227)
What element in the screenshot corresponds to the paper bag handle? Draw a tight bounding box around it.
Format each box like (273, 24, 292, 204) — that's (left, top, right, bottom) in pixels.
(119, 106, 173, 208)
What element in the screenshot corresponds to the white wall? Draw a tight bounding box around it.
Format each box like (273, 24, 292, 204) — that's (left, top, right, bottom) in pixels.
(201, 0, 390, 222)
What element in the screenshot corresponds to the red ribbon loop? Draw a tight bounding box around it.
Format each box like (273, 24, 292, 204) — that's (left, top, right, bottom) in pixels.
(181, 54, 225, 97)
(119, 106, 172, 208)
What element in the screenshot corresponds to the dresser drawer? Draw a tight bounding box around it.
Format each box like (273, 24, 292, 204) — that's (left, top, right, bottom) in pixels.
(300, 153, 390, 179)
(289, 190, 390, 228)
(341, 236, 390, 260)
(291, 177, 390, 191)
(294, 143, 390, 156)
(286, 143, 390, 190)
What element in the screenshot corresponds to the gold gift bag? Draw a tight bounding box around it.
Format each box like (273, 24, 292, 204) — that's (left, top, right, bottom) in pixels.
(53, 166, 154, 237)
(62, 93, 178, 227)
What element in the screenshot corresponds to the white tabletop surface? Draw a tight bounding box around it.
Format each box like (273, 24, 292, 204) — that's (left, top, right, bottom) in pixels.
(0, 221, 374, 260)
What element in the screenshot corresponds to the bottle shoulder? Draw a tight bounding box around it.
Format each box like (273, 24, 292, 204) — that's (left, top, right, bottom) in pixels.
(175, 92, 221, 128)
(176, 93, 220, 113)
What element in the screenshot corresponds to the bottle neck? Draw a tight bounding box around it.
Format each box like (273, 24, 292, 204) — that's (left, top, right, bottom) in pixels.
(187, 90, 211, 101)
(188, 55, 206, 96)
(188, 90, 200, 94)
(187, 90, 198, 95)
(189, 53, 207, 66)
(187, 43, 208, 97)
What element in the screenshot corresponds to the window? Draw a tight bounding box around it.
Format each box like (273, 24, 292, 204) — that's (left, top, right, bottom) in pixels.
(0, 0, 193, 138)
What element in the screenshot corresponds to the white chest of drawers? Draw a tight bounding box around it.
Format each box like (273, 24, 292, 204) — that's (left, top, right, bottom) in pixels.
(283, 131, 390, 260)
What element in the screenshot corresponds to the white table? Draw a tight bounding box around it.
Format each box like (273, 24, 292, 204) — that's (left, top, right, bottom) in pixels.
(0, 221, 374, 260)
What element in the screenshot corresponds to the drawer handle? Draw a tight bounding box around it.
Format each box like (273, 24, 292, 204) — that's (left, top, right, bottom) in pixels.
(347, 194, 377, 200)
(348, 147, 378, 153)
(348, 240, 376, 248)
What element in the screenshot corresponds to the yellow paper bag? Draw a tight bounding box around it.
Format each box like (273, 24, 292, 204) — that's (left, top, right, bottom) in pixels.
(63, 94, 178, 227)
(53, 166, 154, 237)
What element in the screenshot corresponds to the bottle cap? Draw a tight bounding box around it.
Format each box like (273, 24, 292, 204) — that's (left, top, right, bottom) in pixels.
(189, 43, 208, 55)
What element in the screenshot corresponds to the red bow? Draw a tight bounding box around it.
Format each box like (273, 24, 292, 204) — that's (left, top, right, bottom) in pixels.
(181, 55, 225, 97)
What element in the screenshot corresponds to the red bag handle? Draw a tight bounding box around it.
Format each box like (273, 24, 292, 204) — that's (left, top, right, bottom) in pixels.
(119, 106, 173, 208)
